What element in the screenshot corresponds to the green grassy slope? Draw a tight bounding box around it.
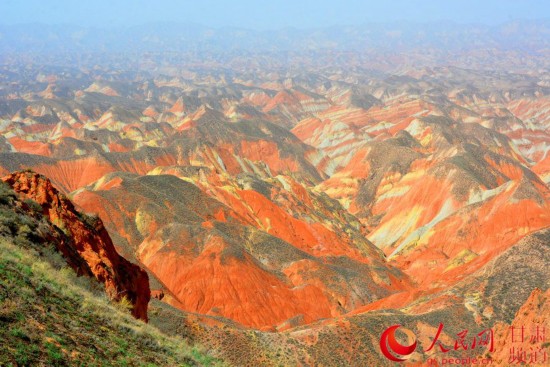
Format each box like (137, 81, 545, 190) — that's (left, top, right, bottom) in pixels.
(0, 237, 224, 367)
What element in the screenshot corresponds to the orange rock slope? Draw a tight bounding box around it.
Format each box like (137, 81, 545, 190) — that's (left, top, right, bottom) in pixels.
(72, 172, 409, 329)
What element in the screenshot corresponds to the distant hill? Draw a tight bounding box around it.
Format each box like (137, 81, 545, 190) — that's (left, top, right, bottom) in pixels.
(0, 20, 549, 54)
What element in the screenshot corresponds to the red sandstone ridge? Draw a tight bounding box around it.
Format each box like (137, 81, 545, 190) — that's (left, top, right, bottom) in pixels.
(2, 171, 151, 321)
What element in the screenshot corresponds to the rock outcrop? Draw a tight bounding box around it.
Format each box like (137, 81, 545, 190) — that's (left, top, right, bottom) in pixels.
(2, 171, 151, 321)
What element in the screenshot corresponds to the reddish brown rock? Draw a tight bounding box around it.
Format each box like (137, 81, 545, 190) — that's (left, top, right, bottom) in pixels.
(2, 170, 151, 321)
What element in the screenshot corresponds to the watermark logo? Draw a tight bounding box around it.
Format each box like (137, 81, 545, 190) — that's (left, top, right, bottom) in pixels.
(380, 323, 497, 365)
(379, 324, 418, 362)
(380, 322, 549, 365)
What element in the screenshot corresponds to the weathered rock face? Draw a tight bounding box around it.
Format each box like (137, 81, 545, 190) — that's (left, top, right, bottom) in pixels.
(298, 104, 550, 292)
(73, 172, 409, 329)
(2, 171, 151, 321)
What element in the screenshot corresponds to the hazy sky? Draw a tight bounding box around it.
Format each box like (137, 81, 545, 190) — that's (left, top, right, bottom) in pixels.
(1, 0, 549, 29)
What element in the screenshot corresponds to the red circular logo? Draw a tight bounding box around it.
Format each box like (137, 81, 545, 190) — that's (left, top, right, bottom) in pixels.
(380, 324, 418, 362)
